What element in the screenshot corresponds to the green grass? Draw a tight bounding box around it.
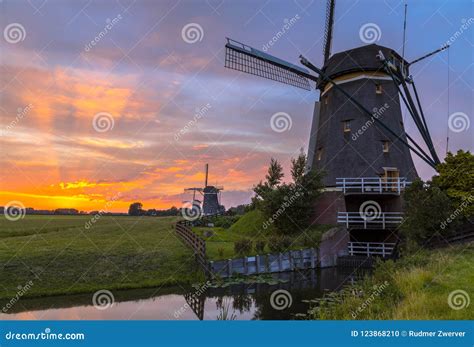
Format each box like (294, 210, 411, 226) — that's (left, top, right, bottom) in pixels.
(194, 210, 333, 260)
(308, 243, 474, 320)
(0, 215, 202, 299)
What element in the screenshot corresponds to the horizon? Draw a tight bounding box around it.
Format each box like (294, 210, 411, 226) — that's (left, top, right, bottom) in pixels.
(1, 0, 472, 213)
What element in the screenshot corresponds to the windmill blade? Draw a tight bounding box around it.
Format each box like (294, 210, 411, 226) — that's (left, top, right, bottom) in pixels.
(408, 44, 449, 67)
(224, 38, 315, 90)
(323, 0, 336, 64)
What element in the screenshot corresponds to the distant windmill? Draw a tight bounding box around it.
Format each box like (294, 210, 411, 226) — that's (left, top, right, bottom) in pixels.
(184, 164, 224, 217)
(224, 0, 448, 257)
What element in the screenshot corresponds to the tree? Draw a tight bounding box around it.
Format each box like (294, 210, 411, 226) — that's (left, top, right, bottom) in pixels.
(401, 179, 455, 245)
(255, 153, 324, 234)
(266, 158, 284, 188)
(128, 202, 144, 216)
(432, 150, 474, 217)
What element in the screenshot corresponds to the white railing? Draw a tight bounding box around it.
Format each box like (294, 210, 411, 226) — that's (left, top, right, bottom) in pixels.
(337, 212, 404, 229)
(336, 177, 410, 195)
(348, 242, 396, 257)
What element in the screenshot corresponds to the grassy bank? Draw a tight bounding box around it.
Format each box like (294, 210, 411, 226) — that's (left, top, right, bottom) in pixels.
(308, 243, 474, 320)
(0, 215, 202, 299)
(194, 210, 332, 260)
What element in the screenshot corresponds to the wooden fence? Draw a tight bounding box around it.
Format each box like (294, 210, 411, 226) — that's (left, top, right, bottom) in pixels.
(175, 220, 209, 274)
(208, 248, 318, 278)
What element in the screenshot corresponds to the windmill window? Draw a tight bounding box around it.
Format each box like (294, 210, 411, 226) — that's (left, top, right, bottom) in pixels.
(317, 148, 323, 161)
(382, 140, 390, 153)
(343, 120, 351, 133)
(376, 84, 383, 94)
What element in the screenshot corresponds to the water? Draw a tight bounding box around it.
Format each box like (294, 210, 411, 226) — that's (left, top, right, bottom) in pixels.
(0, 268, 366, 320)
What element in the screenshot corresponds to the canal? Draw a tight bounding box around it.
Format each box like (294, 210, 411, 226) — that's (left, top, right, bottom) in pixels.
(0, 267, 367, 320)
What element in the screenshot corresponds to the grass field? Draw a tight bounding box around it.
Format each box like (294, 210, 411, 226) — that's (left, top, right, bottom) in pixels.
(308, 242, 474, 320)
(0, 215, 202, 299)
(194, 210, 332, 260)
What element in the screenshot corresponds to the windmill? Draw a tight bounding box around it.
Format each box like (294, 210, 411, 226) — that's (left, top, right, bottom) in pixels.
(224, 0, 448, 257)
(184, 164, 224, 217)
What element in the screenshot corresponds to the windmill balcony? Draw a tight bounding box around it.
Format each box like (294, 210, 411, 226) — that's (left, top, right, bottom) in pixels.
(336, 177, 410, 195)
(348, 242, 396, 257)
(337, 212, 404, 229)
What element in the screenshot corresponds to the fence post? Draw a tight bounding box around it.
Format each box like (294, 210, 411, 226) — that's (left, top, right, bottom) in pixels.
(255, 255, 260, 274)
(243, 256, 248, 275)
(299, 249, 304, 269)
(366, 243, 370, 256)
(382, 244, 386, 258)
(382, 213, 385, 229)
(310, 249, 316, 268)
(278, 253, 283, 272)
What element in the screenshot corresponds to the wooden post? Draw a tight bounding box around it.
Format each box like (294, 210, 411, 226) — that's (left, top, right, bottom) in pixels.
(255, 255, 260, 274)
(278, 253, 283, 272)
(366, 243, 370, 256)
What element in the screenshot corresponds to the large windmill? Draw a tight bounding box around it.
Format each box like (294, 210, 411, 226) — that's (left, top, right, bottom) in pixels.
(224, 0, 447, 257)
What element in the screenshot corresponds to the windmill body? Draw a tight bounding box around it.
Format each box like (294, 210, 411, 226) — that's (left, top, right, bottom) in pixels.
(223, 0, 444, 260)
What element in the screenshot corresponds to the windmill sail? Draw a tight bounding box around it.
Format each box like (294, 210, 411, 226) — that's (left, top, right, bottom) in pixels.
(224, 38, 314, 90)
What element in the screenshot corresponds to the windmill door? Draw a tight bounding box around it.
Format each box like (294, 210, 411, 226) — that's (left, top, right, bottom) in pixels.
(384, 168, 400, 192)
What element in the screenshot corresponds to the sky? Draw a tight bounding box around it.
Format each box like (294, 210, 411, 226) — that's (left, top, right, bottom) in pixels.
(0, 0, 472, 212)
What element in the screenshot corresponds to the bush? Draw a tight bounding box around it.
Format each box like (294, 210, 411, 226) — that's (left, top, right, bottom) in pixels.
(234, 239, 252, 256)
(255, 240, 266, 253)
(214, 216, 240, 229)
(268, 236, 292, 253)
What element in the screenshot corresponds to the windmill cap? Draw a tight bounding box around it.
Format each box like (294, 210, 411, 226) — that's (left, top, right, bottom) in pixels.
(318, 44, 408, 89)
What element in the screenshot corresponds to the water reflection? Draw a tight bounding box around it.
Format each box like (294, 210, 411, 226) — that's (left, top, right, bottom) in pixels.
(0, 267, 366, 320)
